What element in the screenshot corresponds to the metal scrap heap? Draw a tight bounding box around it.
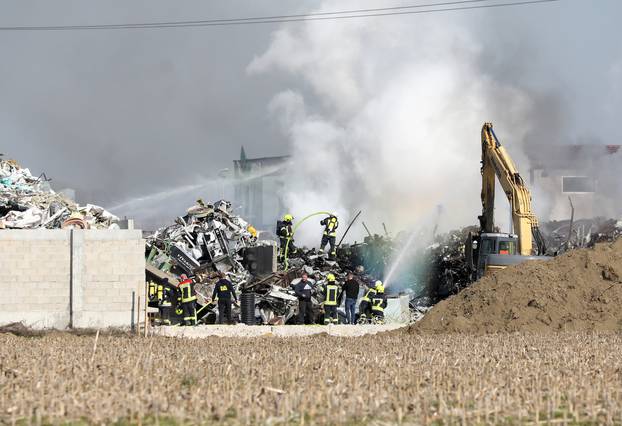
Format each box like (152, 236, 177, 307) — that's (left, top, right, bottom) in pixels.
(146, 199, 259, 277)
(540, 217, 622, 254)
(145, 204, 414, 325)
(0, 158, 119, 229)
(412, 226, 478, 301)
(146, 199, 299, 324)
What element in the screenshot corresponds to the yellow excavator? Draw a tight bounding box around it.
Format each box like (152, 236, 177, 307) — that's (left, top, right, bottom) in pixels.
(465, 122, 549, 281)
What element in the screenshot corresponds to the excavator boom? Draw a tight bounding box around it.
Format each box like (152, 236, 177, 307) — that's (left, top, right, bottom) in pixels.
(479, 123, 546, 256)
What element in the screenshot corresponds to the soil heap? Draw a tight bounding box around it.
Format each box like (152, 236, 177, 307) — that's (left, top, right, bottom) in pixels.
(412, 239, 622, 333)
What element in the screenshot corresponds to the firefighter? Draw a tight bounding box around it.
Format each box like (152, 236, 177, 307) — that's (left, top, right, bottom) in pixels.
(158, 278, 173, 325)
(212, 272, 238, 324)
(370, 281, 387, 324)
(319, 215, 339, 258)
(278, 214, 296, 262)
(178, 274, 197, 326)
(319, 215, 339, 259)
(322, 273, 342, 325)
(358, 282, 377, 324)
(148, 280, 157, 306)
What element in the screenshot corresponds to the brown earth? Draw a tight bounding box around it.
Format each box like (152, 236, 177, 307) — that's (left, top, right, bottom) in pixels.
(413, 239, 622, 333)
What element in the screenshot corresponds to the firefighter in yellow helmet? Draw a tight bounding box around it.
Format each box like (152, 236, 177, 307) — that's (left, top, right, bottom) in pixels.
(319, 215, 339, 259)
(358, 281, 377, 324)
(321, 273, 342, 324)
(370, 280, 387, 324)
(277, 214, 296, 262)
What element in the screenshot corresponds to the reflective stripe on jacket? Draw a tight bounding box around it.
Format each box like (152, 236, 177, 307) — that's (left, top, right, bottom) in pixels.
(179, 279, 197, 303)
(324, 283, 340, 306)
(371, 292, 387, 312)
(361, 288, 376, 303)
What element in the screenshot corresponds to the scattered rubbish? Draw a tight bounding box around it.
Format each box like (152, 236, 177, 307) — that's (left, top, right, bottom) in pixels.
(0, 159, 119, 229)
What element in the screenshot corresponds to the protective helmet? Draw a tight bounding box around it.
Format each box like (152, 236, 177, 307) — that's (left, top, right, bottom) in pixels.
(375, 280, 384, 292)
(283, 214, 293, 222)
(327, 273, 336, 282)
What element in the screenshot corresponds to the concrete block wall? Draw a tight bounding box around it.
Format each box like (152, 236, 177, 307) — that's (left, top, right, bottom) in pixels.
(0, 230, 71, 328)
(0, 229, 145, 329)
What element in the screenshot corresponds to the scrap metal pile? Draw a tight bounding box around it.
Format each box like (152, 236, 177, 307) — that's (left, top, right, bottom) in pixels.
(540, 217, 622, 254)
(146, 199, 302, 324)
(0, 158, 119, 229)
(145, 204, 413, 325)
(410, 226, 478, 302)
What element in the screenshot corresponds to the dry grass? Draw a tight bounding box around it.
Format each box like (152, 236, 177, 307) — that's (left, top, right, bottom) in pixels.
(1, 332, 622, 425)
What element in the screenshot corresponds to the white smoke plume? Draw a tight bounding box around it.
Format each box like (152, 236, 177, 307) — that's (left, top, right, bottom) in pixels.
(249, 2, 537, 245)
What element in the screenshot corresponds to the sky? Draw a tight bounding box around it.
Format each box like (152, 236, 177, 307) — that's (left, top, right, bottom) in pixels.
(0, 0, 620, 236)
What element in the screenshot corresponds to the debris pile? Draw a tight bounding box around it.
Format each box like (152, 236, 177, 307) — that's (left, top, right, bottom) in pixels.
(412, 238, 622, 333)
(146, 199, 306, 324)
(411, 226, 477, 301)
(146, 200, 258, 277)
(0, 159, 119, 229)
(541, 217, 622, 254)
(146, 204, 418, 325)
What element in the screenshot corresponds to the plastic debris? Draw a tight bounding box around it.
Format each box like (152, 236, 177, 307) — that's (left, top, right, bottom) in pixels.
(0, 158, 119, 229)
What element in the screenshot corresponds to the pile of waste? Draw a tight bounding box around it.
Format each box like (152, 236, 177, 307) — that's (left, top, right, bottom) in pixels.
(146, 203, 415, 325)
(146, 199, 305, 324)
(410, 226, 477, 301)
(0, 158, 119, 229)
(541, 217, 622, 254)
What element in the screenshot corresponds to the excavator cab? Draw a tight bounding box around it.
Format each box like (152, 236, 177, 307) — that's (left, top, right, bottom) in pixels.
(466, 232, 523, 281)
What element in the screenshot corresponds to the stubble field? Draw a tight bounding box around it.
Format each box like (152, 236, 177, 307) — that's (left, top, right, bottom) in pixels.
(1, 330, 621, 425)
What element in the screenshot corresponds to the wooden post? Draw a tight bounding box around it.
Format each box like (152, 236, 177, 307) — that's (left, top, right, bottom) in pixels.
(136, 296, 141, 336)
(144, 281, 149, 338)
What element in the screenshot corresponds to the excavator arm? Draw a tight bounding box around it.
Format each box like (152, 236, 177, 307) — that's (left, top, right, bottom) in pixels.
(479, 123, 546, 255)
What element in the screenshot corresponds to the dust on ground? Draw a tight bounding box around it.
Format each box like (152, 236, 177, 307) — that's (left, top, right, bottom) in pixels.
(413, 239, 622, 333)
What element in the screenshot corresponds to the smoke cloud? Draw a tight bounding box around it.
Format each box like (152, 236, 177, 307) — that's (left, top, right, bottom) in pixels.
(2, 1, 620, 234)
(249, 2, 538, 245)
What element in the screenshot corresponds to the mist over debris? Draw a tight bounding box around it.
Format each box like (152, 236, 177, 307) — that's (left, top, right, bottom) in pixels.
(248, 1, 622, 245)
(249, 2, 539, 245)
(1, 1, 620, 235)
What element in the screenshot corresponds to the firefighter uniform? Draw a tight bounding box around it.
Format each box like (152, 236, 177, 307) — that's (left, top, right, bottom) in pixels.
(148, 280, 157, 307)
(212, 277, 237, 324)
(322, 274, 342, 325)
(178, 278, 197, 326)
(157, 282, 174, 325)
(278, 214, 296, 262)
(319, 215, 339, 259)
(371, 282, 387, 324)
(358, 286, 377, 324)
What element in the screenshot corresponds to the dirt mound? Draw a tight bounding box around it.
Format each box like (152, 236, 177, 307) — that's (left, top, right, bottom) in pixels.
(412, 239, 622, 333)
